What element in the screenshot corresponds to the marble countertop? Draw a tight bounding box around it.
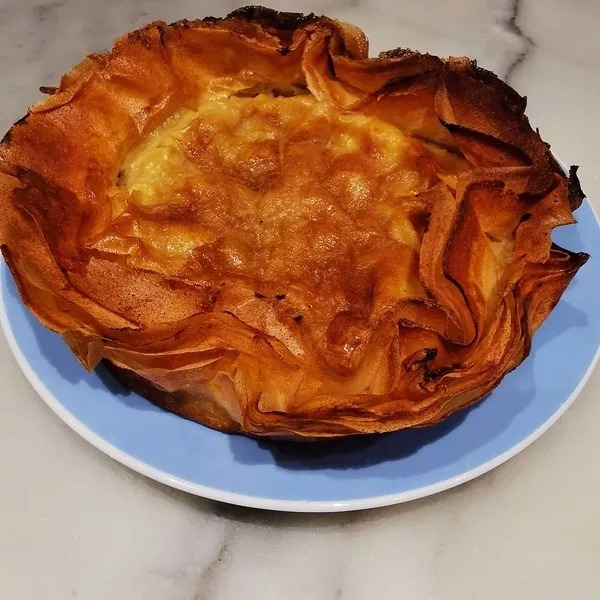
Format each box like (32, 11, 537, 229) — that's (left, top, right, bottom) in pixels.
(1, 0, 600, 598)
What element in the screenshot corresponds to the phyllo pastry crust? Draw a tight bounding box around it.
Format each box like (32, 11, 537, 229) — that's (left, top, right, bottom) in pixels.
(0, 7, 588, 439)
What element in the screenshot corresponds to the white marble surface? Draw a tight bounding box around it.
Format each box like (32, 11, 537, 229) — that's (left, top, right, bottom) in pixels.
(1, 1, 600, 598)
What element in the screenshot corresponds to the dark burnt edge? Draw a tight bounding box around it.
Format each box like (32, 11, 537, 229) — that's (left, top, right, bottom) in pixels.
(442, 63, 555, 186)
(1, 113, 30, 144)
(439, 119, 533, 166)
(423, 363, 461, 383)
(402, 347, 439, 372)
(127, 27, 154, 49)
(549, 241, 590, 268)
(470, 61, 527, 115)
(227, 6, 317, 31)
(519, 212, 531, 223)
(573, 250, 591, 268)
(228, 5, 359, 64)
(567, 165, 585, 211)
(378, 47, 417, 60)
(326, 52, 336, 78)
(168, 7, 319, 52)
(377, 68, 441, 98)
(39, 85, 58, 95)
(378, 52, 529, 129)
(156, 22, 167, 47)
(424, 348, 438, 361)
(12, 114, 27, 127)
(380, 48, 528, 120)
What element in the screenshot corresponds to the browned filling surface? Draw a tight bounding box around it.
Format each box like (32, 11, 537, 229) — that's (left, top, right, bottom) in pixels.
(91, 88, 467, 370)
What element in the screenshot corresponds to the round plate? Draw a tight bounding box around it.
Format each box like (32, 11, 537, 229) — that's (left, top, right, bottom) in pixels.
(2, 200, 599, 512)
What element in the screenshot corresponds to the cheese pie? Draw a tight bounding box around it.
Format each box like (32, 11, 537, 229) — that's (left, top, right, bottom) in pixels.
(0, 7, 588, 439)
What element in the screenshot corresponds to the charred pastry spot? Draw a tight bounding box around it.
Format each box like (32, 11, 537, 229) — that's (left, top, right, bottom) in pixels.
(326, 53, 336, 77)
(378, 47, 415, 59)
(293, 314, 303, 323)
(366, 284, 375, 302)
(421, 212, 431, 235)
(472, 63, 528, 115)
(573, 251, 590, 268)
(207, 289, 221, 310)
(519, 212, 531, 223)
(378, 72, 437, 97)
(169, 19, 191, 28)
(424, 348, 438, 361)
(440, 121, 533, 166)
(403, 347, 438, 372)
(485, 231, 502, 243)
(275, 294, 286, 300)
(254, 291, 266, 299)
(409, 209, 430, 234)
(228, 6, 316, 31)
(129, 29, 153, 49)
(39, 86, 58, 95)
(278, 46, 290, 56)
(157, 24, 167, 47)
(424, 365, 455, 382)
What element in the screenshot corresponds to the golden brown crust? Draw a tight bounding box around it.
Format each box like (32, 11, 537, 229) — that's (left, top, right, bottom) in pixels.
(0, 7, 589, 439)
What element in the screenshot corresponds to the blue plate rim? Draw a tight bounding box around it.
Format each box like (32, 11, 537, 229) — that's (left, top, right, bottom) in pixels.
(2, 198, 599, 513)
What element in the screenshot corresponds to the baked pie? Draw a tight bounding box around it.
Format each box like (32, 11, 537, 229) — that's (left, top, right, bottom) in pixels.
(0, 7, 588, 439)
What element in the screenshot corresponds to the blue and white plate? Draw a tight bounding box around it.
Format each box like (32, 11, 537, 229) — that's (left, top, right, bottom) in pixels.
(2, 201, 599, 512)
